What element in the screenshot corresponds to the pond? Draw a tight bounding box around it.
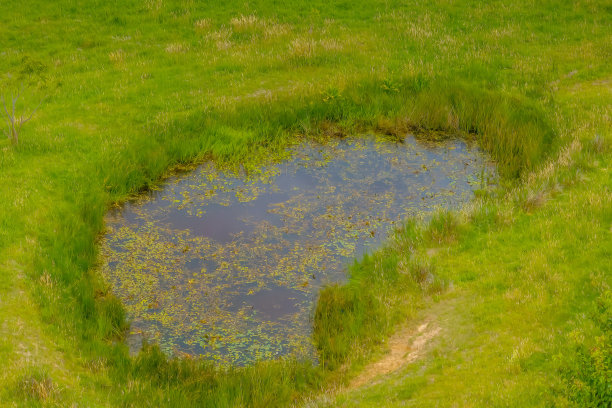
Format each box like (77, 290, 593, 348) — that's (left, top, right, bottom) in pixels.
(100, 134, 495, 365)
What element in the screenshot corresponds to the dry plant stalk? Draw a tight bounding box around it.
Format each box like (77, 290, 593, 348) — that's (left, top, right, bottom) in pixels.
(2, 89, 44, 145)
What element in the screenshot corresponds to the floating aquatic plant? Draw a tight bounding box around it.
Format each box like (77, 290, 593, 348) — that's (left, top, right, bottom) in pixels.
(100, 135, 495, 365)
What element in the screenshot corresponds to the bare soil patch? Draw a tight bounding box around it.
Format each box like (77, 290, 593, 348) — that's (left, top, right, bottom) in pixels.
(348, 320, 441, 389)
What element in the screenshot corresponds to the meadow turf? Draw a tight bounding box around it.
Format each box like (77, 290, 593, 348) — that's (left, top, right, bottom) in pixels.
(0, 0, 610, 406)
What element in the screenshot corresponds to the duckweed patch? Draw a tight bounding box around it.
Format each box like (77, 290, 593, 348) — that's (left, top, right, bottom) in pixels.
(100, 134, 495, 365)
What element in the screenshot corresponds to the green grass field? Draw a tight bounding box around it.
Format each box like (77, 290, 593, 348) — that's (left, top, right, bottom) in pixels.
(0, 0, 610, 406)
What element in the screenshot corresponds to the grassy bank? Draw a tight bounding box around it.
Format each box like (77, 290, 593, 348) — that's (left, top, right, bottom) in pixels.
(0, 0, 610, 406)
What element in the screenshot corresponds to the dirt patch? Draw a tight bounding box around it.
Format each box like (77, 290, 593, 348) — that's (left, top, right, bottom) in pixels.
(348, 320, 440, 389)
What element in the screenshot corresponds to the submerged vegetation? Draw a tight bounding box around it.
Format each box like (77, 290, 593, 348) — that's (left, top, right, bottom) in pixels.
(0, 0, 610, 406)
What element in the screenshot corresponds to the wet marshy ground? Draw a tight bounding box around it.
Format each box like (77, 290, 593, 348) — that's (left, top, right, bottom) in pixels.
(100, 134, 495, 365)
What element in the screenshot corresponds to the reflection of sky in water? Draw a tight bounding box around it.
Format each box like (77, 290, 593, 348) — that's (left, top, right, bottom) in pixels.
(101, 135, 495, 365)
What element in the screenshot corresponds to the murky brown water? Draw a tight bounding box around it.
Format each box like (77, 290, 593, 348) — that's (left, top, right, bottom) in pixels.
(100, 135, 495, 365)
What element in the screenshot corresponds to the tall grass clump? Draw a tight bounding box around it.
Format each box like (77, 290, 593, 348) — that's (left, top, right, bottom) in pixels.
(160, 77, 555, 180)
(425, 211, 461, 245)
(108, 344, 322, 407)
(314, 282, 385, 371)
(560, 291, 612, 407)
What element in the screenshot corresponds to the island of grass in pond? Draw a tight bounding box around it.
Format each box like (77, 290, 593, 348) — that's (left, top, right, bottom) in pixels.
(100, 134, 495, 365)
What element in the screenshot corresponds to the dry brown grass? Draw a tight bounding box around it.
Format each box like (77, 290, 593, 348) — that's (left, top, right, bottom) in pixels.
(194, 18, 211, 32)
(230, 15, 260, 32)
(230, 14, 290, 39)
(522, 189, 549, 213)
(289, 38, 317, 59)
(165, 43, 189, 54)
(16, 371, 59, 402)
(145, 0, 163, 12)
(207, 29, 233, 50)
(288, 37, 346, 60)
(108, 49, 125, 63)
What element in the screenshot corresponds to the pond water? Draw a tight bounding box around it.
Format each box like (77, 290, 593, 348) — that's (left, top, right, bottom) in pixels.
(100, 134, 495, 365)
